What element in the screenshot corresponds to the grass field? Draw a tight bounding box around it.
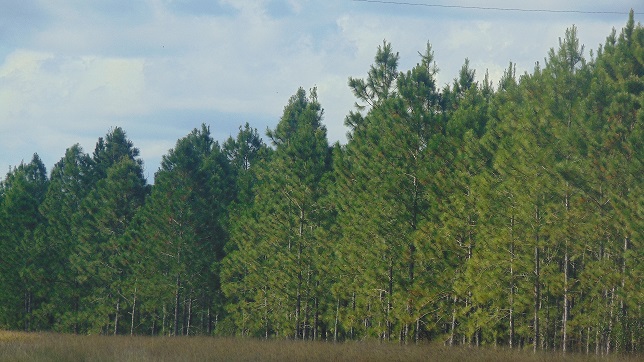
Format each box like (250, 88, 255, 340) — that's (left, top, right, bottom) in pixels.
(0, 330, 641, 362)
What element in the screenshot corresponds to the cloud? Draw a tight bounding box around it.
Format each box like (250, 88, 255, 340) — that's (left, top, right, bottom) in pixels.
(0, 50, 146, 127)
(0, 0, 640, 178)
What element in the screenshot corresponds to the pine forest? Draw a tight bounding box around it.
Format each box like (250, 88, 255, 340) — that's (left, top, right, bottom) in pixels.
(1, 13, 642, 355)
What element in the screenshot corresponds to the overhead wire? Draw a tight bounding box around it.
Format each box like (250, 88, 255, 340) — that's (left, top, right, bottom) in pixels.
(352, 0, 642, 15)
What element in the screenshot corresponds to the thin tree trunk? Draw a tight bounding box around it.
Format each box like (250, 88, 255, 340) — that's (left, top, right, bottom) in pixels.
(449, 295, 457, 346)
(334, 298, 339, 342)
(264, 289, 269, 339)
(534, 206, 541, 353)
(295, 209, 304, 340)
(387, 259, 393, 341)
(606, 286, 615, 354)
(510, 214, 515, 349)
(595, 324, 600, 355)
(162, 304, 167, 336)
(186, 296, 192, 336)
(563, 245, 569, 353)
(214, 313, 218, 335)
(620, 236, 628, 352)
(562, 190, 570, 353)
(313, 296, 319, 341)
(114, 299, 120, 335)
(130, 287, 137, 336)
(351, 292, 355, 340)
(173, 274, 181, 336)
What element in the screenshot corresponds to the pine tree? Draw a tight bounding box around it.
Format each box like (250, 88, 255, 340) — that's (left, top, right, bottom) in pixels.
(126, 124, 232, 336)
(440, 70, 493, 346)
(578, 13, 644, 352)
(333, 42, 453, 342)
(222, 87, 331, 339)
(70, 128, 148, 334)
(219, 124, 271, 336)
(38, 144, 93, 332)
(0, 154, 49, 331)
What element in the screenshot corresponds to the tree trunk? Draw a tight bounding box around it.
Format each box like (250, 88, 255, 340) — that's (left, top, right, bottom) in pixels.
(114, 299, 120, 335)
(130, 287, 137, 336)
(563, 246, 569, 353)
(313, 296, 319, 341)
(449, 295, 457, 346)
(334, 298, 339, 342)
(562, 190, 570, 353)
(620, 236, 628, 352)
(264, 289, 269, 339)
(387, 259, 394, 341)
(509, 213, 515, 349)
(186, 296, 192, 336)
(533, 205, 541, 353)
(295, 209, 304, 340)
(606, 286, 615, 354)
(173, 274, 181, 336)
(162, 304, 167, 336)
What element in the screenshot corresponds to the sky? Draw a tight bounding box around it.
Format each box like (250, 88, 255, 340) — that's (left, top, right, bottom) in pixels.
(1, 0, 641, 181)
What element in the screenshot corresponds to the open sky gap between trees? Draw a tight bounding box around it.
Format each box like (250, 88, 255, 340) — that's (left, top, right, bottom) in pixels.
(0, 11, 642, 355)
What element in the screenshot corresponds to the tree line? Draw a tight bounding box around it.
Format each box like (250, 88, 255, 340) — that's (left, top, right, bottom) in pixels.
(1, 13, 642, 354)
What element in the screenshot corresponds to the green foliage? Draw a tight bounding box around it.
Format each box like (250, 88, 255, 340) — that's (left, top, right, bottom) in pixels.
(222, 87, 331, 339)
(0, 155, 49, 330)
(0, 14, 642, 355)
(127, 124, 233, 336)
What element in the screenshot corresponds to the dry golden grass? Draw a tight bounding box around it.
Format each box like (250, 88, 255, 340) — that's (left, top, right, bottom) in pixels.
(0, 331, 641, 362)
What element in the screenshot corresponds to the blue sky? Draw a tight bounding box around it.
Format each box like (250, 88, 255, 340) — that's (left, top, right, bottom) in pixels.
(1, 0, 640, 180)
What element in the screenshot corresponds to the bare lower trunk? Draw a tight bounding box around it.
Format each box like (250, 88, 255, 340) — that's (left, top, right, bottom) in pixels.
(562, 192, 570, 353)
(606, 286, 615, 354)
(264, 291, 269, 339)
(114, 299, 120, 335)
(534, 237, 540, 352)
(449, 295, 457, 346)
(173, 274, 181, 336)
(162, 305, 167, 336)
(509, 214, 515, 349)
(595, 324, 600, 355)
(334, 298, 339, 342)
(295, 211, 304, 340)
(533, 203, 542, 353)
(186, 297, 192, 336)
(130, 288, 137, 336)
(620, 236, 628, 352)
(387, 260, 393, 341)
(563, 247, 569, 353)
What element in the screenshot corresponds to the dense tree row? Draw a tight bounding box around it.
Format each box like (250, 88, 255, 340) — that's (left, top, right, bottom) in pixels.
(1, 13, 642, 354)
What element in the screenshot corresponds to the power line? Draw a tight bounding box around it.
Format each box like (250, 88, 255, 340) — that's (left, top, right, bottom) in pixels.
(352, 0, 641, 15)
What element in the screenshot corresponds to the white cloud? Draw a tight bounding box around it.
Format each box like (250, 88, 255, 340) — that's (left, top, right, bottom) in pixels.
(0, 50, 146, 128)
(0, 0, 640, 177)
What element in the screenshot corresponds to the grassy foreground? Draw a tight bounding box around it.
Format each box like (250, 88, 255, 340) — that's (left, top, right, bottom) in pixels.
(0, 331, 640, 362)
